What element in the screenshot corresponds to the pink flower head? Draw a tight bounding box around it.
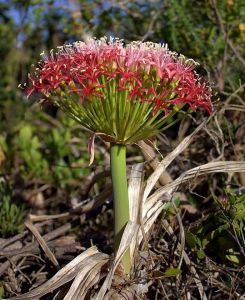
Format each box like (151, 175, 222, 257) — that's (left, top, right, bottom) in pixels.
(24, 37, 213, 144)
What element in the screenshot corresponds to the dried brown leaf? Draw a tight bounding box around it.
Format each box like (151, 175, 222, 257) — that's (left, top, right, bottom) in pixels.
(25, 220, 59, 267)
(5, 246, 100, 300)
(64, 253, 108, 300)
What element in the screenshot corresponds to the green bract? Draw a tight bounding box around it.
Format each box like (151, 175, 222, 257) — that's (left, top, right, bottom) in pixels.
(52, 78, 184, 144)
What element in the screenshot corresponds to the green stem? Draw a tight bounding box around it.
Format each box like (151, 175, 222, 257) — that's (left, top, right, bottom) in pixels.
(110, 143, 131, 274)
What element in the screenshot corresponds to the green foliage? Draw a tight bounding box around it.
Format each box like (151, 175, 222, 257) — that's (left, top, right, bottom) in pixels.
(0, 102, 91, 192)
(9, 112, 89, 190)
(161, 0, 245, 92)
(164, 267, 182, 277)
(186, 189, 245, 265)
(0, 286, 4, 300)
(0, 179, 24, 237)
(17, 125, 49, 178)
(163, 196, 181, 214)
(153, 267, 182, 278)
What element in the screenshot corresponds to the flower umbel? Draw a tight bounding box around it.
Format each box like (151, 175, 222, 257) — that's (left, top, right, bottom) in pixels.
(25, 37, 212, 144)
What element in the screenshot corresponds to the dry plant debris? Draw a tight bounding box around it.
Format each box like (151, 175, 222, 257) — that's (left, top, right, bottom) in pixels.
(1, 118, 244, 299)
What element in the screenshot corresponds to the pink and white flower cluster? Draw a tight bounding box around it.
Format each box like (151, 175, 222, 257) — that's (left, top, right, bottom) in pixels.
(25, 37, 213, 115)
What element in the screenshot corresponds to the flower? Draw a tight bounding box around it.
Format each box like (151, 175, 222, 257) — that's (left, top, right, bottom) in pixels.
(24, 37, 213, 144)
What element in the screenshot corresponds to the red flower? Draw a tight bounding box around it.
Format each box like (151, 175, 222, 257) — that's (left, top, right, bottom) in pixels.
(24, 37, 213, 116)
(22, 38, 214, 145)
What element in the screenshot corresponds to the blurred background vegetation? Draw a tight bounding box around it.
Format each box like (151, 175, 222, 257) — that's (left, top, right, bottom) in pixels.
(0, 0, 244, 252)
(0, 0, 244, 298)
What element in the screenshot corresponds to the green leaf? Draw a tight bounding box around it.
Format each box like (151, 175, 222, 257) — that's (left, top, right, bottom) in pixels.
(164, 268, 182, 277)
(185, 231, 199, 248)
(0, 286, 5, 299)
(152, 270, 165, 277)
(226, 254, 240, 264)
(233, 203, 245, 220)
(0, 135, 7, 152)
(31, 136, 40, 149)
(197, 250, 206, 259)
(19, 125, 32, 146)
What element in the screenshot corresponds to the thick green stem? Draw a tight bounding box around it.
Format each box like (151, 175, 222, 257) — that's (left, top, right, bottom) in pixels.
(110, 143, 131, 274)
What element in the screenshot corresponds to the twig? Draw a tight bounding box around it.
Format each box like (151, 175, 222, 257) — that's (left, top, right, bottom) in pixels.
(220, 84, 244, 107)
(0, 221, 51, 250)
(211, 0, 245, 67)
(25, 220, 59, 267)
(29, 186, 112, 222)
(138, 140, 172, 186)
(162, 220, 208, 300)
(0, 223, 71, 258)
(171, 199, 185, 270)
(141, 9, 162, 41)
